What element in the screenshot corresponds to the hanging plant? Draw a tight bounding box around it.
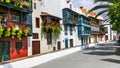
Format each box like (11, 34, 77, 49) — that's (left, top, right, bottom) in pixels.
(23, 27, 30, 36)
(51, 26, 56, 36)
(17, 27, 23, 40)
(14, 0, 20, 8)
(41, 22, 45, 37)
(11, 26, 16, 38)
(5, 27, 11, 37)
(55, 27, 61, 36)
(0, 25, 4, 38)
(19, 2, 23, 8)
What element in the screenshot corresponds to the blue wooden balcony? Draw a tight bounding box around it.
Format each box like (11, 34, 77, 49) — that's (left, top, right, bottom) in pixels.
(77, 15, 91, 36)
(78, 26, 91, 36)
(63, 8, 79, 25)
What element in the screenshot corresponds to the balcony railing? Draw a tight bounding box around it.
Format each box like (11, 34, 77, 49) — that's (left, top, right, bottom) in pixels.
(0, 0, 32, 13)
(0, 19, 31, 40)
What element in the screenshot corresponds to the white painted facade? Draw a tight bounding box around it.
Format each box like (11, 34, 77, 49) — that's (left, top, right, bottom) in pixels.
(59, 0, 79, 49)
(28, 0, 42, 56)
(104, 20, 117, 41)
(40, 0, 61, 53)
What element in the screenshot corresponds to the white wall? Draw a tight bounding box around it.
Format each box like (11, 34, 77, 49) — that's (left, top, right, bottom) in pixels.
(40, 0, 62, 52)
(104, 21, 117, 41)
(28, 0, 42, 56)
(41, 0, 61, 17)
(59, 0, 80, 49)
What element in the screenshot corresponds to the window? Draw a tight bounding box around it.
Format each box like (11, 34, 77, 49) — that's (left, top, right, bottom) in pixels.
(34, 3, 36, 9)
(12, 15, 19, 22)
(36, 17, 40, 28)
(70, 39, 73, 47)
(0, 13, 5, 24)
(33, 33, 39, 39)
(16, 42, 22, 50)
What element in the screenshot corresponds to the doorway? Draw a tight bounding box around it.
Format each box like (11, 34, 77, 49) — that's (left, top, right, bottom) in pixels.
(32, 41, 40, 55)
(0, 41, 10, 62)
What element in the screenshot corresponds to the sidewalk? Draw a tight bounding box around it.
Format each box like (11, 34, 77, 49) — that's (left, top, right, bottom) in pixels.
(0, 41, 110, 68)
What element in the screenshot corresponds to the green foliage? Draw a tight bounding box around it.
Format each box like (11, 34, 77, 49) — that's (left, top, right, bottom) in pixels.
(0, 25, 4, 37)
(5, 27, 11, 37)
(11, 26, 16, 38)
(88, 0, 120, 31)
(0, 0, 4, 2)
(17, 27, 23, 40)
(5, 0, 10, 3)
(41, 22, 62, 37)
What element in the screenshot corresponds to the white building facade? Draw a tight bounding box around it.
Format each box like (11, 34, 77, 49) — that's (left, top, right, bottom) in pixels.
(60, 0, 79, 49)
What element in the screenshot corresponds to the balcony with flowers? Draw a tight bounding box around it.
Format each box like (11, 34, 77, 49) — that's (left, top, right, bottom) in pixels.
(0, 15, 31, 40)
(41, 12, 62, 37)
(0, 0, 32, 13)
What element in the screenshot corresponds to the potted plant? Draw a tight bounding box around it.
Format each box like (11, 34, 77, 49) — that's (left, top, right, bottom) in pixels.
(5, 27, 11, 37)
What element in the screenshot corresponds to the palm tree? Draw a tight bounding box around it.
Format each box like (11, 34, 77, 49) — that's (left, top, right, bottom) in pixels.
(88, 0, 120, 31)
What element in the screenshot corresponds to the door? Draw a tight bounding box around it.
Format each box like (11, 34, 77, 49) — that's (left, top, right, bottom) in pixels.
(65, 40, 68, 48)
(81, 37, 84, 45)
(70, 39, 73, 47)
(0, 41, 3, 62)
(32, 41, 40, 55)
(3, 41, 10, 61)
(0, 41, 10, 62)
(57, 41, 61, 50)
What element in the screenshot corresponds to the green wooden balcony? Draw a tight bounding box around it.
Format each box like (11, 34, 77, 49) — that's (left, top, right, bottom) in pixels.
(0, 0, 32, 13)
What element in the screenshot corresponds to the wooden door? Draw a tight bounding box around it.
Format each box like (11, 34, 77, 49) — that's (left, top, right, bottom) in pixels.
(32, 41, 40, 55)
(0, 41, 10, 62)
(57, 41, 61, 50)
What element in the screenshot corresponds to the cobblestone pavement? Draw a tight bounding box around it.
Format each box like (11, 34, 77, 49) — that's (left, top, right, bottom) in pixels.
(32, 44, 120, 68)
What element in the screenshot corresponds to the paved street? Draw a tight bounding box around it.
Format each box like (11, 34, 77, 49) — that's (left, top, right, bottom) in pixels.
(32, 43, 120, 68)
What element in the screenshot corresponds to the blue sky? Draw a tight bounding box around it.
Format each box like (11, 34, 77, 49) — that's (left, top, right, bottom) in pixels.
(71, 0, 109, 20)
(71, 0, 94, 10)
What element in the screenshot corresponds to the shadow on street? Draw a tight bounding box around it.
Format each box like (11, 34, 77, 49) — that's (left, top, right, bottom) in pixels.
(101, 58, 120, 64)
(83, 43, 116, 56)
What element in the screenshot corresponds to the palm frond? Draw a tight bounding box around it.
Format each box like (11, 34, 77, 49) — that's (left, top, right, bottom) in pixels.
(94, 0, 118, 3)
(88, 4, 110, 13)
(95, 9, 108, 17)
